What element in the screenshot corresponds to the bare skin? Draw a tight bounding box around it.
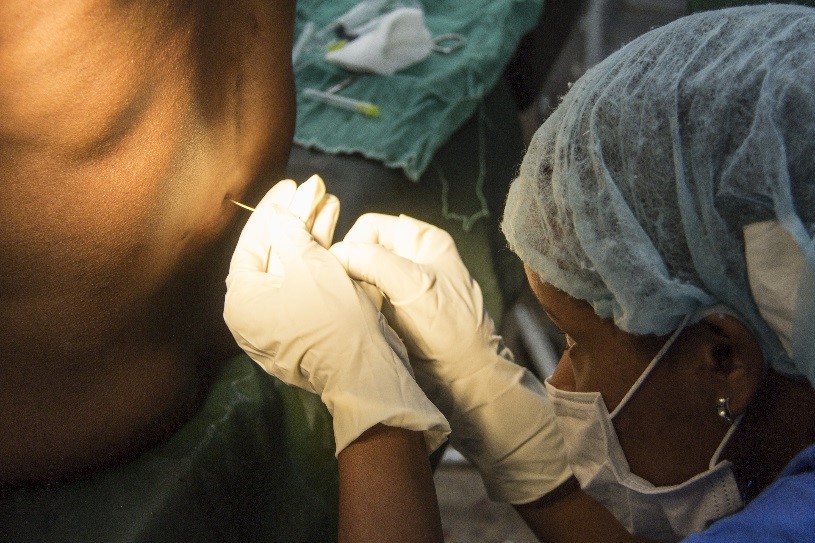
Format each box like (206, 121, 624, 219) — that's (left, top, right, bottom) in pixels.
(338, 425, 444, 543)
(514, 265, 815, 541)
(516, 479, 652, 543)
(0, 0, 295, 485)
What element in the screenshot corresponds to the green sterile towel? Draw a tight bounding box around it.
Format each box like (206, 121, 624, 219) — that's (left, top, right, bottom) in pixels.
(1, 355, 338, 543)
(688, 0, 815, 11)
(293, 0, 544, 181)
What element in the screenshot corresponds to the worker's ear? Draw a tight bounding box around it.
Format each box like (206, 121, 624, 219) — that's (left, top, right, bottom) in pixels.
(701, 313, 764, 418)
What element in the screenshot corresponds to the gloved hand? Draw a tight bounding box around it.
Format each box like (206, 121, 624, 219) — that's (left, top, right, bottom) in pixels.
(282, 173, 339, 249)
(331, 213, 572, 504)
(224, 180, 449, 455)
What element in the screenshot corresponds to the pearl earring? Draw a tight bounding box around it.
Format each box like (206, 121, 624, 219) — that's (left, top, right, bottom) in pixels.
(716, 397, 735, 424)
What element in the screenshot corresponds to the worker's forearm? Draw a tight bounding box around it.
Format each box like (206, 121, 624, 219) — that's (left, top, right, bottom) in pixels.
(514, 478, 657, 543)
(338, 424, 444, 543)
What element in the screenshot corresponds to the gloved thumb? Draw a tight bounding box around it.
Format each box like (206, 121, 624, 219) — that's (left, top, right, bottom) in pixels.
(330, 240, 433, 304)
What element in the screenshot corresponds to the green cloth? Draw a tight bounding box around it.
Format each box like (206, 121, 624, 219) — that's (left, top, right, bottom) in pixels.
(286, 79, 529, 326)
(688, 0, 815, 11)
(293, 0, 544, 181)
(1, 355, 339, 543)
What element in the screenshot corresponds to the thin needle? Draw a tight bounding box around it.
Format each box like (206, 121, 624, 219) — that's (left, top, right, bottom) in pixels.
(229, 199, 255, 212)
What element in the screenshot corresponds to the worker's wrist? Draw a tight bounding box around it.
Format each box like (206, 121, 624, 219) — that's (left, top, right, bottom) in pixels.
(415, 351, 526, 419)
(420, 361, 572, 504)
(325, 377, 450, 456)
(342, 424, 427, 454)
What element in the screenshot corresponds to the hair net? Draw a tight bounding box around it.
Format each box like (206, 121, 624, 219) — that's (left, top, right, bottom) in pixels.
(502, 5, 815, 386)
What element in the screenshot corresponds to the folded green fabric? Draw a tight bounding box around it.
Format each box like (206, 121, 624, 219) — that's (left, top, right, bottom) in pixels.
(688, 0, 815, 12)
(1, 355, 338, 543)
(293, 0, 544, 181)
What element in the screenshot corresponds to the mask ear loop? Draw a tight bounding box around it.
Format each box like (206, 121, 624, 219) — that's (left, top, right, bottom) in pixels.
(709, 414, 743, 468)
(608, 313, 692, 420)
(606, 308, 744, 468)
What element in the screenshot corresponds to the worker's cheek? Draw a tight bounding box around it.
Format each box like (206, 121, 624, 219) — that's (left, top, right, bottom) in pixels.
(549, 351, 577, 392)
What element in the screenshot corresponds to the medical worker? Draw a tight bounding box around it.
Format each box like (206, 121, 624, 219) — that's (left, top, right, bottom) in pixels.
(226, 4, 815, 542)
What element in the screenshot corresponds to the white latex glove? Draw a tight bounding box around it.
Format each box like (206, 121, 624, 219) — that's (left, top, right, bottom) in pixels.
(331, 214, 572, 504)
(287, 174, 339, 249)
(224, 182, 449, 455)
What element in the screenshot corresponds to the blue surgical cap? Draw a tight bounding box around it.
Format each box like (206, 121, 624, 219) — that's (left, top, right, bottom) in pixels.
(502, 5, 815, 386)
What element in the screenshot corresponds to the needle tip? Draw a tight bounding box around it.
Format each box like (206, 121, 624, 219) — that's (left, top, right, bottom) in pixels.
(228, 199, 255, 212)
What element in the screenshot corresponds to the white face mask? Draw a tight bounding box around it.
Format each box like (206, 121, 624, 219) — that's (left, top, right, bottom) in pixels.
(544, 316, 744, 542)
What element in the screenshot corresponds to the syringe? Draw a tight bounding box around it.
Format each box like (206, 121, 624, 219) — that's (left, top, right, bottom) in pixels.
(302, 88, 380, 118)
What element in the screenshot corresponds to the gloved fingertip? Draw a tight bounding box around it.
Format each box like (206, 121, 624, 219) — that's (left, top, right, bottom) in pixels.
(289, 175, 326, 227)
(304, 173, 326, 188)
(328, 240, 352, 268)
(329, 241, 393, 288)
(319, 193, 341, 218)
(256, 179, 297, 211)
(358, 279, 385, 312)
(343, 213, 399, 244)
(312, 194, 340, 249)
(392, 213, 458, 260)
